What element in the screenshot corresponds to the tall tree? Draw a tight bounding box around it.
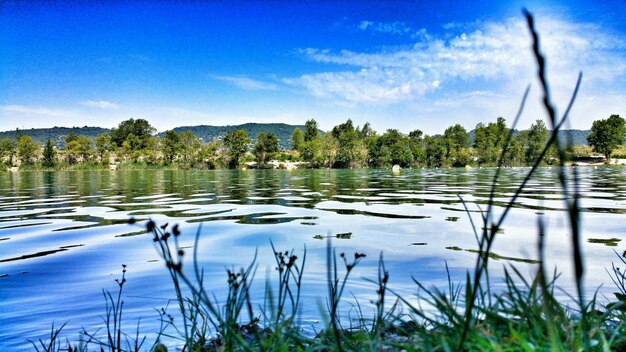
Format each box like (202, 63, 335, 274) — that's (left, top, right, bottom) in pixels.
(473, 117, 509, 165)
(42, 139, 56, 168)
(443, 123, 469, 166)
(253, 132, 279, 166)
(223, 129, 250, 168)
(304, 119, 320, 142)
(180, 131, 200, 166)
(110, 118, 156, 149)
(198, 141, 220, 169)
(17, 136, 39, 164)
(525, 119, 549, 165)
(587, 114, 625, 161)
(407, 129, 425, 165)
(95, 133, 112, 163)
(424, 135, 446, 168)
(65, 134, 93, 164)
(289, 128, 304, 152)
(0, 137, 16, 166)
(161, 130, 182, 163)
(332, 119, 365, 168)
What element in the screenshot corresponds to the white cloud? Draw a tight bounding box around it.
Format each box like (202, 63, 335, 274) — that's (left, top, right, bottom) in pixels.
(81, 100, 119, 109)
(211, 75, 279, 91)
(286, 15, 626, 107)
(358, 20, 413, 35)
(1, 105, 78, 118)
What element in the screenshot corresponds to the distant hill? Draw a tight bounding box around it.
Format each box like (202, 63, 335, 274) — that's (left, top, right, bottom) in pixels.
(0, 126, 111, 148)
(163, 123, 319, 149)
(468, 129, 591, 146)
(0, 124, 591, 149)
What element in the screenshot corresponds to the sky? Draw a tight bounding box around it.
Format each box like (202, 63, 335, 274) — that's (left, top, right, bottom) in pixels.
(1, 0, 625, 134)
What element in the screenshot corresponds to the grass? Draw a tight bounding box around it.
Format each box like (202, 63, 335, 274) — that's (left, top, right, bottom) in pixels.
(27, 9, 626, 352)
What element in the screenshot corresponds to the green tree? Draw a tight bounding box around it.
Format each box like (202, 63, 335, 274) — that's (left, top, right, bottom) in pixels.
(223, 129, 250, 168)
(424, 135, 447, 168)
(289, 128, 304, 152)
(253, 132, 280, 166)
(95, 133, 112, 163)
(316, 133, 337, 168)
(65, 134, 93, 164)
(332, 119, 365, 168)
(587, 114, 626, 161)
(180, 131, 200, 166)
(408, 129, 425, 165)
(370, 129, 413, 167)
(525, 119, 549, 165)
(144, 136, 161, 164)
(42, 139, 56, 168)
(358, 122, 375, 139)
(110, 118, 156, 149)
(121, 133, 142, 161)
(161, 130, 182, 163)
(301, 139, 320, 163)
(304, 119, 320, 142)
(17, 136, 39, 164)
(198, 141, 221, 169)
(443, 124, 469, 166)
(474, 117, 509, 165)
(0, 137, 16, 166)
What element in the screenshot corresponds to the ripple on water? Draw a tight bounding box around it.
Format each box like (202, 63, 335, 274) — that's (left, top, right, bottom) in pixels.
(0, 167, 624, 351)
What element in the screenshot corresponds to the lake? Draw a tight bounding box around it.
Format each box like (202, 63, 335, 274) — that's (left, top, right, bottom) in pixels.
(1, 167, 625, 350)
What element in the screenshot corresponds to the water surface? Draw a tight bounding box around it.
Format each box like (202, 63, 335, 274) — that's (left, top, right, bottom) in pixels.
(1, 168, 625, 350)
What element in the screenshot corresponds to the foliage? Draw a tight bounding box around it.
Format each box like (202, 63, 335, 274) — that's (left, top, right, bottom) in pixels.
(304, 119, 320, 142)
(289, 128, 304, 152)
(180, 131, 200, 166)
(473, 117, 509, 165)
(95, 133, 113, 164)
(17, 135, 40, 164)
(525, 119, 549, 164)
(253, 132, 280, 166)
(587, 114, 626, 160)
(110, 118, 156, 149)
(42, 139, 56, 168)
(0, 137, 16, 166)
(224, 129, 251, 168)
(65, 133, 94, 164)
(331, 119, 366, 168)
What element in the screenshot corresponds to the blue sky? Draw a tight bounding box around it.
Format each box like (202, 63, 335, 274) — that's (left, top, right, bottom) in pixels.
(1, 1, 625, 134)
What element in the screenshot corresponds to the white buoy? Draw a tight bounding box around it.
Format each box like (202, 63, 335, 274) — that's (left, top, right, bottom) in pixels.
(392, 164, 400, 173)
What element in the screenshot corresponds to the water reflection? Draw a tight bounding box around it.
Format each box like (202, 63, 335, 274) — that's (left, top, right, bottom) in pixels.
(0, 167, 625, 351)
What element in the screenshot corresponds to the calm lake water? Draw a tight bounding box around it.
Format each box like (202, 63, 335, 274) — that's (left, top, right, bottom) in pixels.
(1, 167, 625, 350)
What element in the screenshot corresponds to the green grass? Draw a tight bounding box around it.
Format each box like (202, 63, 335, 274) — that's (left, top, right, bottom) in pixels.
(28, 9, 626, 352)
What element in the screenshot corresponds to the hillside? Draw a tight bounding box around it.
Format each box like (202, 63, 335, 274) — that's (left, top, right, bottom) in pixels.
(0, 124, 591, 149)
(0, 126, 111, 148)
(164, 123, 316, 149)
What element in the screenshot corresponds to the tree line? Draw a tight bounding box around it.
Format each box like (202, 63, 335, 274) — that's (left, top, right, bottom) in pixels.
(0, 115, 623, 170)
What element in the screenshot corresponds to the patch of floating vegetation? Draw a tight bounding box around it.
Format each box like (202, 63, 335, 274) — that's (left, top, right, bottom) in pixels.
(313, 234, 324, 240)
(336, 232, 352, 239)
(587, 237, 622, 247)
(482, 227, 505, 234)
(0, 248, 68, 263)
(445, 246, 538, 263)
(116, 230, 149, 238)
(445, 216, 460, 222)
(411, 242, 427, 246)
